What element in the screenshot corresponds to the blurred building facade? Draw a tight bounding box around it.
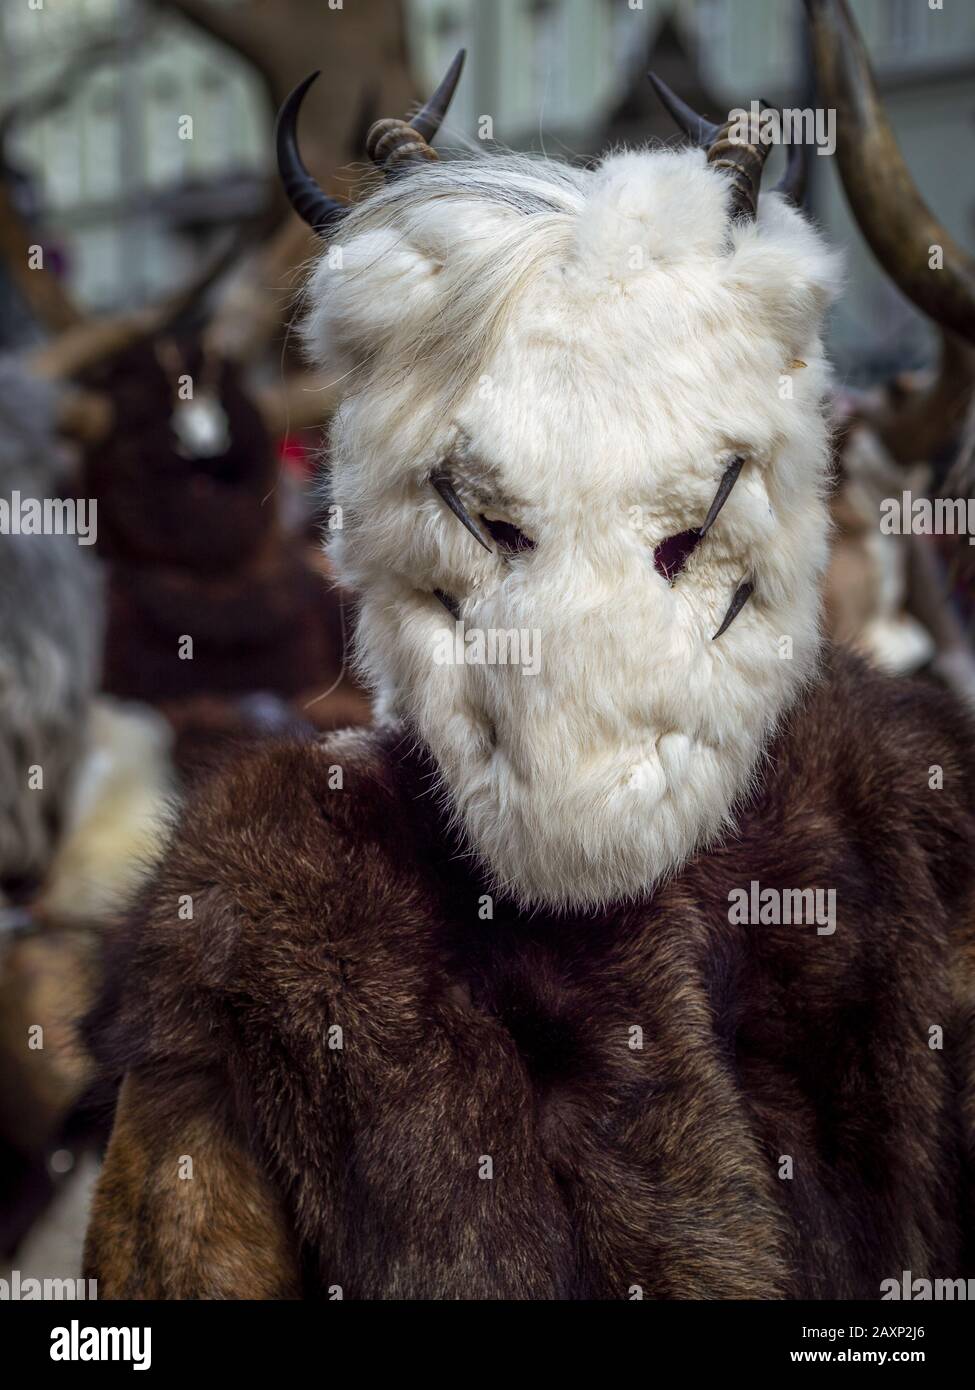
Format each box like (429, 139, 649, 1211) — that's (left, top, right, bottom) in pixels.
(1, 0, 267, 324)
(2, 0, 974, 372)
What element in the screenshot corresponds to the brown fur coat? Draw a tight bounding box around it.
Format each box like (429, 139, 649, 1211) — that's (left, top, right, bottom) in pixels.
(83, 649, 975, 1299)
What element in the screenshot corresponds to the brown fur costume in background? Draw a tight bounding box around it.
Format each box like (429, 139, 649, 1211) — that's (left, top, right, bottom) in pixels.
(82, 648, 975, 1299)
(80, 338, 369, 766)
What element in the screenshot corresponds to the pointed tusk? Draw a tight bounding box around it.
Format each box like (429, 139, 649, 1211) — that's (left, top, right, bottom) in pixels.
(430, 472, 493, 552)
(699, 456, 746, 538)
(712, 580, 755, 640)
(434, 589, 460, 618)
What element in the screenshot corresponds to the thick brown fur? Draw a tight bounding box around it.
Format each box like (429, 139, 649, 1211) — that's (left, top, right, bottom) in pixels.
(79, 336, 369, 756)
(84, 648, 975, 1299)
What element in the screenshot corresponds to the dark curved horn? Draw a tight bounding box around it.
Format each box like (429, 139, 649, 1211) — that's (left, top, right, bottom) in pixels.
(410, 48, 466, 143)
(430, 470, 493, 552)
(774, 140, 807, 208)
(275, 71, 349, 236)
(647, 73, 721, 148)
(368, 49, 466, 177)
(698, 456, 746, 539)
(649, 72, 772, 222)
(804, 0, 975, 343)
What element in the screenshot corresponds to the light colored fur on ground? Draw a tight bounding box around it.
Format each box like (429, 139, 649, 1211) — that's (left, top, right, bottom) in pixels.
(41, 697, 176, 922)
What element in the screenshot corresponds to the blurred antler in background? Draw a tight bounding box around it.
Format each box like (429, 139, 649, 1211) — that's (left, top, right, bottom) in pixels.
(804, 0, 975, 344)
(805, 0, 975, 698)
(149, 0, 417, 188)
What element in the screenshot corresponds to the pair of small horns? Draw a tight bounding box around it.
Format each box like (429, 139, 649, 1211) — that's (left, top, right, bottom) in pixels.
(277, 47, 803, 237)
(648, 73, 806, 219)
(276, 49, 465, 236)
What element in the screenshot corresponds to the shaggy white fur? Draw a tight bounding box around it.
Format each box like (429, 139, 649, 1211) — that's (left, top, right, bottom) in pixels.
(302, 146, 842, 909)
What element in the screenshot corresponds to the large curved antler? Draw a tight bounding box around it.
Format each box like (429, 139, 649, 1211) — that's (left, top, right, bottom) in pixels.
(804, 0, 975, 343)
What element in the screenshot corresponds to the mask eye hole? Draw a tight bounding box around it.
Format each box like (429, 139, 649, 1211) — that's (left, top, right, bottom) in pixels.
(481, 515, 536, 554)
(654, 528, 700, 582)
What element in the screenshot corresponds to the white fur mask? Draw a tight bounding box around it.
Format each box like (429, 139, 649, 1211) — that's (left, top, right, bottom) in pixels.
(302, 146, 841, 910)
